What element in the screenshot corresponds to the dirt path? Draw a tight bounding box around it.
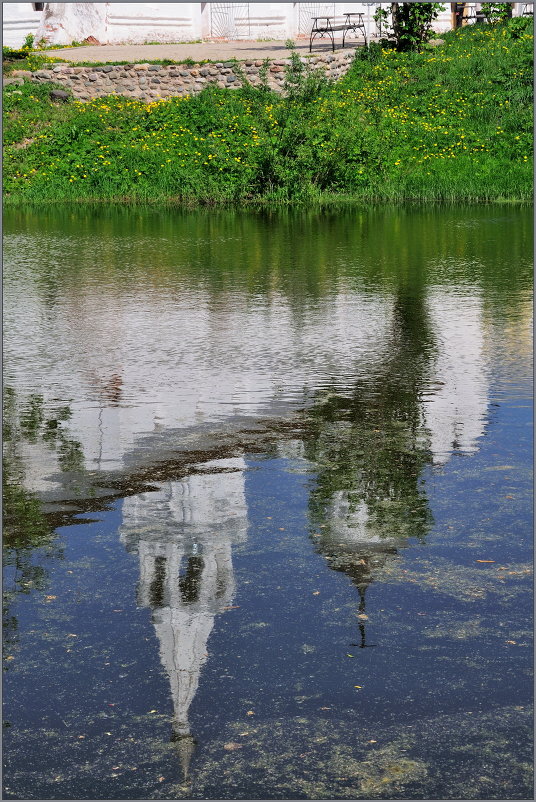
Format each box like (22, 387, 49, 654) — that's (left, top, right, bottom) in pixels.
(43, 38, 358, 63)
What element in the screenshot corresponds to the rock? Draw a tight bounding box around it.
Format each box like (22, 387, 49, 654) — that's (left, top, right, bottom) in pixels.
(428, 38, 445, 47)
(50, 89, 70, 102)
(82, 36, 101, 45)
(88, 73, 99, 81)
(103, 65, 114, 72)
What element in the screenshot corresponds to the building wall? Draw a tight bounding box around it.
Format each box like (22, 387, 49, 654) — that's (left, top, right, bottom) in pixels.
(34, 2, 107, 45)
(105, 2, 199, 45)
(2, 2, 43, 47)
(6, 3, 530, 49)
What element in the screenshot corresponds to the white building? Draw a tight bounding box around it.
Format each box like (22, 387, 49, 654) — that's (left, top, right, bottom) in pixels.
(3, 3, 531, 49)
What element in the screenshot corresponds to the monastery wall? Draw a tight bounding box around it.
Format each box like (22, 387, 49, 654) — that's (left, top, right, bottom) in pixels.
(5, 3, 530, 50)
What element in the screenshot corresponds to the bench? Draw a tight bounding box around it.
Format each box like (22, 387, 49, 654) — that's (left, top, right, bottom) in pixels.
(309, 13, 367, 53)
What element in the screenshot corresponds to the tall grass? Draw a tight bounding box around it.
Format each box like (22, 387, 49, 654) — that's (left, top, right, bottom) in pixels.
(3, 18, 533, 205)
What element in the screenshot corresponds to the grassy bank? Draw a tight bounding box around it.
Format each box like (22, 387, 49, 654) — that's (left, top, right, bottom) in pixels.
(3, 19, 533, 205)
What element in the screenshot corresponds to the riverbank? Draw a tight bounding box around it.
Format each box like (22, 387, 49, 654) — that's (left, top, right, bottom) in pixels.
(3, 20, 533, 204)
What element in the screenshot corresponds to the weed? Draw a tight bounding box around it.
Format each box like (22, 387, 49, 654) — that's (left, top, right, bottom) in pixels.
(2, 48, 67, 73)
(2, 19, 533, 205)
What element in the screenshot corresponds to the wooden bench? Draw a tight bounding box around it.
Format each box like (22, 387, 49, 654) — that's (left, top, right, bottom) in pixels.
(309, 13, 367, 53)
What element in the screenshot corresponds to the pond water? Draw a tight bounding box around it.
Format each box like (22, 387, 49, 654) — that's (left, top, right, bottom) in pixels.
(3, 205, 533, 800)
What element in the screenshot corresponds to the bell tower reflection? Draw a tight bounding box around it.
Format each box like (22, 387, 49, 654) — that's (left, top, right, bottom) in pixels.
(303, 281, 436, 638)
(119, 457, 247, 782)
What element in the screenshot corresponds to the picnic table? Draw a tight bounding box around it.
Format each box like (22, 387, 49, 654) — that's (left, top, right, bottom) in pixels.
(309, 12, 367, 53)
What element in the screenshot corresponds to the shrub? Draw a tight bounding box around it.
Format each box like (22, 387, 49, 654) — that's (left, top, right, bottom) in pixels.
(480, 3, 513, 23)
(381, 3, 446, 52)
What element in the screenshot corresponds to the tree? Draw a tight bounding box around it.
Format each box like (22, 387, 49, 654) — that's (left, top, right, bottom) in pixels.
(387, 3, 445, 51)
(480, 3, 513, 23)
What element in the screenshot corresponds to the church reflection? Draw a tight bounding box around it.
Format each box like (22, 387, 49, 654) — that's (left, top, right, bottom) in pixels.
(115, 278, 491, 776)
(119, 458, 247, 782)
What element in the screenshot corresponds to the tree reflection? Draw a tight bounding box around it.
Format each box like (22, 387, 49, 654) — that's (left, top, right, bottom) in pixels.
(2, 389, 71, 667)
(3, 387, 86, 488)
(304, 282, 436, 636)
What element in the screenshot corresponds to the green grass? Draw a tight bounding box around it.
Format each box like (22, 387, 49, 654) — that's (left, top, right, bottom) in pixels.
(2, 52, 68, 73)
(3, 19, 533, 205)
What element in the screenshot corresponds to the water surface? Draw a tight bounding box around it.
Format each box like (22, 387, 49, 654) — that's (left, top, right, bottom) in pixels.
(3, 205, 533, 799)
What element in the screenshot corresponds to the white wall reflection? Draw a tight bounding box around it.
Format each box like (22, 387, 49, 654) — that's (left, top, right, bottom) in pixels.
(5, 276, 495, 496)
(423, 290, 489, 465)
(5, 284, 395, 478)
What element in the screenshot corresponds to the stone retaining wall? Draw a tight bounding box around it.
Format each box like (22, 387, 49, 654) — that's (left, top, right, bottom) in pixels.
(4, 52, 355, 101)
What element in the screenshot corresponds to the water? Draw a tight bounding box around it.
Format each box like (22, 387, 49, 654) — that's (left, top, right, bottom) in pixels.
(3, 205, 533, 799)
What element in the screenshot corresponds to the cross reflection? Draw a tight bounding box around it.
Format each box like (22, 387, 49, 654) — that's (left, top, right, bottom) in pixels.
(119, 458, 247, 782)
(320, 539, 398, 651)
